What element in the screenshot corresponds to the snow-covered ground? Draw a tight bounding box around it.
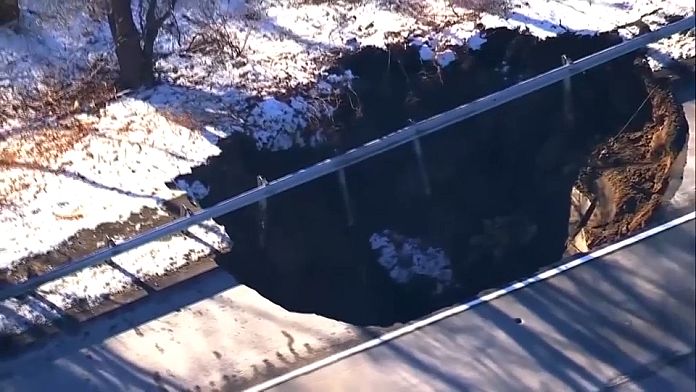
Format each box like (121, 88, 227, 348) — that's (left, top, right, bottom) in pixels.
(0, 0, 694, 334)
(370, 231, 454, 294)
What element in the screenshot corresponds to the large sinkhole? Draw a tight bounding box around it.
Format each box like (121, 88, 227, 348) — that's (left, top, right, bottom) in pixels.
(177, 28, 688, 326)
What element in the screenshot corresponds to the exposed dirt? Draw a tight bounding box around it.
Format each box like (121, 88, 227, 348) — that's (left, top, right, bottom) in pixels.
(178, 28, 687, 326)
(573, 79, 688, 249)
(0, 65, 118, 141)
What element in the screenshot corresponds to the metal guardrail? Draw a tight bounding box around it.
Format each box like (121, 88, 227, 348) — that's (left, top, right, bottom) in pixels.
(1, 15, 694, 301)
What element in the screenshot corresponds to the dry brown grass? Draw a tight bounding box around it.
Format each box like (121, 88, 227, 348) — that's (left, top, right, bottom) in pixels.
(1, 120, 93, 166)
(186, 20, 245, 59)
(33, 65, 117, 122)
(0, 119, 94, 209)
(1, 59, 117, 136)
(0, 56, 117, 208)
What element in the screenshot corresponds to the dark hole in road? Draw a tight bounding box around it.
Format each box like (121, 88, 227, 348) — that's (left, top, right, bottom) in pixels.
(177, 28, 686, 326)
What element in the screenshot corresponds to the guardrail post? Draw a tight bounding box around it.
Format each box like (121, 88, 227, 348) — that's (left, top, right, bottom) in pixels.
(412, 137, 432, 197)
(337, 168, 355, 227)
(257, 175, 269, 248)
(561, 54, 574, 128)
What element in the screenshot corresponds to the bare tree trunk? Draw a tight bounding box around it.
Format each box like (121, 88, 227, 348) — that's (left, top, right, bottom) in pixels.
(141, 0, 177, 81)
(108, 0, 154, 88)
(0, 0, 19, 26)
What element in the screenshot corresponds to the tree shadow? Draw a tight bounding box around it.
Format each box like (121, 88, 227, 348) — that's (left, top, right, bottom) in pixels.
(134, 83, 248, 143)
(0, 269, 238, 390)
(0, 10, 74, 88)
(0, 266, 377, 392)
(0, 343, 185, 391)
(257, 16, 337, 53)
(0, 160, 168, 203)
(93, 132, 202, 165)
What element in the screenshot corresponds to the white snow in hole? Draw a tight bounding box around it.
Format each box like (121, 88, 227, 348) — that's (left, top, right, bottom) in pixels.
(467, 30, 488, 50)
(419, 45, 435, 61)
(176, 179, 211, 200)
(436, 50, 458, 67)
(326, 70, 355, 84)
(1, 0, 694, 334)
(370, 231, 453, 294)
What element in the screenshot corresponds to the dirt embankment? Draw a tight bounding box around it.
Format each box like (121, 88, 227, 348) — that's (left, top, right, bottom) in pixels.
(181, 28, 688, 326)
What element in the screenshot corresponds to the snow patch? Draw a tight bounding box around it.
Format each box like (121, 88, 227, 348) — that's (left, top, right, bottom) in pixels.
(370, 231, 453, 294)
(419, 45, 435, 61)
(0, 91, 232, 268)
(326, 70, 355, 84)
(176, 179, 211, 200)
(618, 13, 695, 70)
(436, 49, 457, 67)
(467, 30, 488, 50)
(36, 220, 231, 310)
(648, 30, 696, 70)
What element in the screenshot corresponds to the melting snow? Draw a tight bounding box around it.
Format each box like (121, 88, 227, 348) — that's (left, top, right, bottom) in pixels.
(419, 45, 435, 61)
(467, 30, 488, 50)
(436, 49, 458, 67)
(370, 231, 453, 294)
